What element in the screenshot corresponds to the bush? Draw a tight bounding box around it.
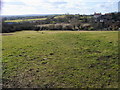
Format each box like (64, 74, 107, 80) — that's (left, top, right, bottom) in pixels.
(34, 27, 40, 31)
(55, 25, 63, 30)
(41, 26, 49, 30)
(63, 25, 73, 30)
(88, 27, 94, 30)
(48, 25, 55, 30)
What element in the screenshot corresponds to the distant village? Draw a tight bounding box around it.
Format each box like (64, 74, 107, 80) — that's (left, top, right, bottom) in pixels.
(93, 12, 120, 30)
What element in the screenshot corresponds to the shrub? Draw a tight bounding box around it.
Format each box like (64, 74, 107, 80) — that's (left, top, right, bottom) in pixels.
(88, 27, 94, 30)
(48, 25, 55, 30)
(55, 25, 63, 30)
(63, 25, 73, 30)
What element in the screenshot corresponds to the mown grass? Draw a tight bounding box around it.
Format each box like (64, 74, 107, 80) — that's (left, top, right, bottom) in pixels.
(4, 18, 47, 23)
(2, 31, 118, 88)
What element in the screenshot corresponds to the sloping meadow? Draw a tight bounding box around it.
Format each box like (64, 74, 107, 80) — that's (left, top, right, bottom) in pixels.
(2, 31, 118, 88)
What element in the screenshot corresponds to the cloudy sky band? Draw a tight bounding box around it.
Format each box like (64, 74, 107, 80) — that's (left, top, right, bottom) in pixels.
(1, 0, 119, 15)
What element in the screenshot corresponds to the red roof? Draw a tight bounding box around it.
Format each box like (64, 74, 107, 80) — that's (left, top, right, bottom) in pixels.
(94, 13, 102, 15)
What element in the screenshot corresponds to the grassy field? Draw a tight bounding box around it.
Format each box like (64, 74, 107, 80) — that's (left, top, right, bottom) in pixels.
(4, 18, 47, 23)
(2, 31, 118, 88)
(54, 15, 66, 19)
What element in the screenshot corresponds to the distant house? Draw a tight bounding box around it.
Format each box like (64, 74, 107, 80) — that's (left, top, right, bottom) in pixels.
(94, 12, 102, 18)
(97, 13, 113, 23)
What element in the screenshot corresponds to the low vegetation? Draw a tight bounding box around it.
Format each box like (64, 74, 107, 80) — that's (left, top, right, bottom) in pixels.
(2, 31, 118, 88)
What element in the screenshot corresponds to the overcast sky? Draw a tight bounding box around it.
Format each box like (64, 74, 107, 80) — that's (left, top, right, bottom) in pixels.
(1, 0, 119, 15)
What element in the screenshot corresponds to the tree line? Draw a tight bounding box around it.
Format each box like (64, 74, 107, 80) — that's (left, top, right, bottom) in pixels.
(2, 13, 120, 33)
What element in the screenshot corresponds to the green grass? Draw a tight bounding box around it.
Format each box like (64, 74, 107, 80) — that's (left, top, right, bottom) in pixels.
(2, 31, 118, 88)
(54, 15, 66, 19)
(4, 18, 47, 23)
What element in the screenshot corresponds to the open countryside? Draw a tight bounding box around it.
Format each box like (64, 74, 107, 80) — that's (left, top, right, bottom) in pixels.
(1, 0, 119, 89)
